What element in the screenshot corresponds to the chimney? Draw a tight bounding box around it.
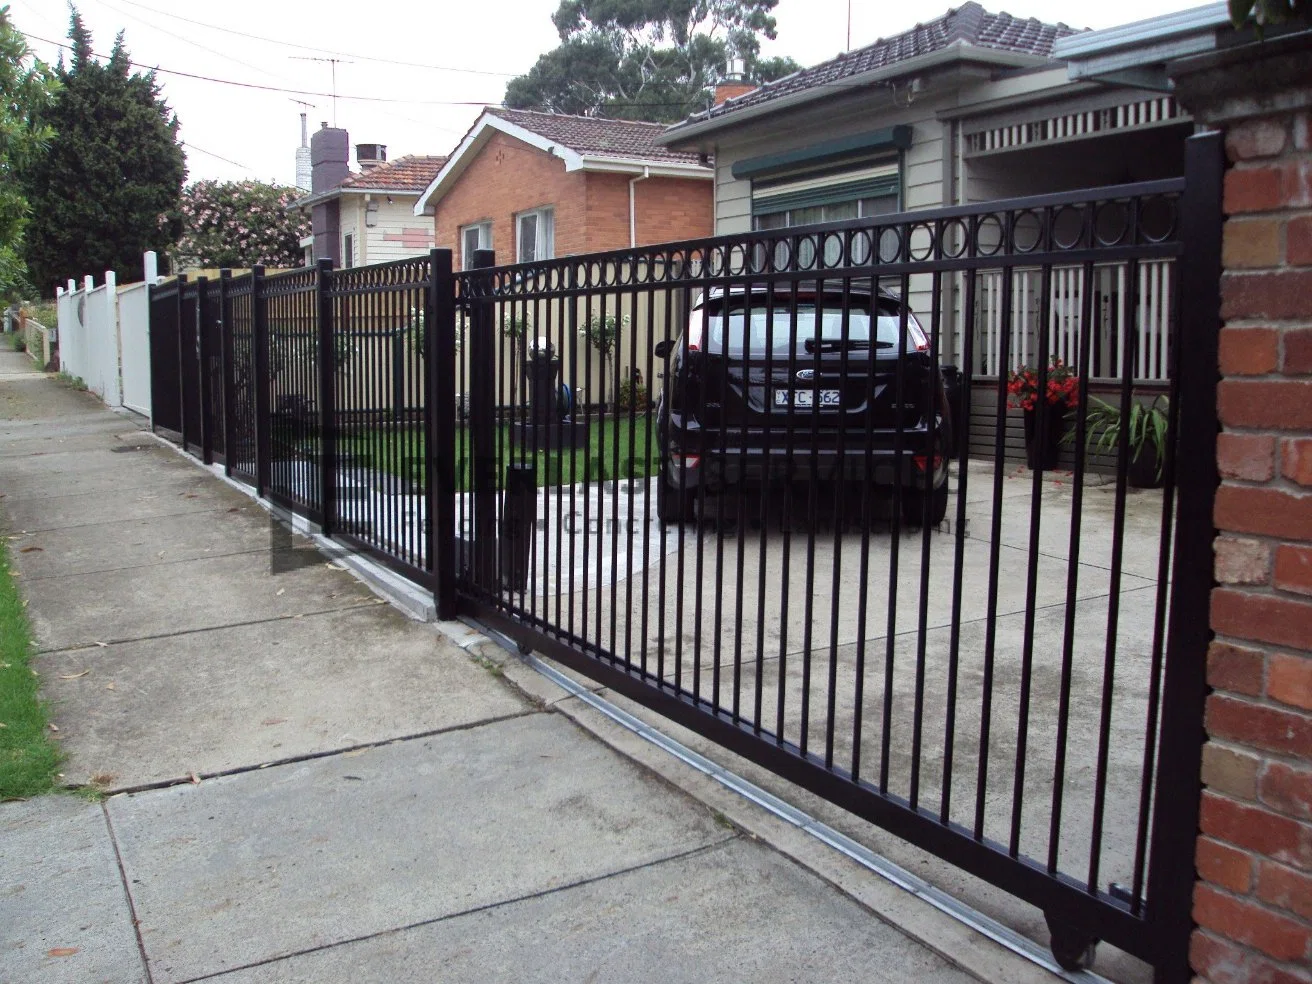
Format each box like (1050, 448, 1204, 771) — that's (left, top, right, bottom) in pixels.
(310, 123, 349, 193)
(714, 55, 754, 107)
(294, 113, 311, 192)
(356, 143, 387, 172)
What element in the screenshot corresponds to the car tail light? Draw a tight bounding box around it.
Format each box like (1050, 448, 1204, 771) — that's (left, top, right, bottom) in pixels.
(913, 454, 944, 472)
(674, 454, 701, 469)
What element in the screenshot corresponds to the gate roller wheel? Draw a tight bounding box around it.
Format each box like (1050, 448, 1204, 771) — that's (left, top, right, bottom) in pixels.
(1045, 913, 1099, 972)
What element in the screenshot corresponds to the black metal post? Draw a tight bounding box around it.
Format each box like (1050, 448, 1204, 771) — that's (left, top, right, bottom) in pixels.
(427, 249, 459, 618)
(1146, 131, 1223, 984)
(251, 265, 271, 497)
(196, 276, 213, 464)
(316, 257, 337, 535)
(469, 248, 497, 591)
(176, 274, 188, 452)
(219, 269, 236, 477)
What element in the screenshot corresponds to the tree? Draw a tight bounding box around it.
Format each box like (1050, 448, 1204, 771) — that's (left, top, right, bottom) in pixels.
(1229, 0, 1307, 27)
(0, 6, 58, 301)
(176, 180, 310, 270)
(505, 0, 800, 123)
(18, 9, 185, 294)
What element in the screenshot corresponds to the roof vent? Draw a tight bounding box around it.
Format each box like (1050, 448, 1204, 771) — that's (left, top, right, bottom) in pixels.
(357, 143, 387, 171)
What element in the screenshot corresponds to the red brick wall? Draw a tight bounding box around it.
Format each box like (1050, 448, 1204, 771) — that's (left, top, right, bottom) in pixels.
(431, 130, 713, 263)
(433, 130, 588, 263)
(1191, 109, 1312, 984)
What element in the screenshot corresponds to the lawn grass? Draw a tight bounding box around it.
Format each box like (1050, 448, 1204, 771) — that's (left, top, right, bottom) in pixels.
(0, 540, 61, 799)
(338, 413, 658, 490)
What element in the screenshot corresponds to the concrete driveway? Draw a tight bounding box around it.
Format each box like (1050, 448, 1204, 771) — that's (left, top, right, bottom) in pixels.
(501, 460, 1172, 982)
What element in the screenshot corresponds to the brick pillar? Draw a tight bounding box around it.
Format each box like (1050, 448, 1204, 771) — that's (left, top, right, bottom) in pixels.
(1173, 36, 1312, 984)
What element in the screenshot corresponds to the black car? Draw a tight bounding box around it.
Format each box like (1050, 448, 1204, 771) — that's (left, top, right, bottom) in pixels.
(653, 281, 952, 526)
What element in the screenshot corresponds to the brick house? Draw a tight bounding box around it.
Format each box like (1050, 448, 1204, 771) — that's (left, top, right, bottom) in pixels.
(414, 108, 714, 269)
(292, 125, 447, 268)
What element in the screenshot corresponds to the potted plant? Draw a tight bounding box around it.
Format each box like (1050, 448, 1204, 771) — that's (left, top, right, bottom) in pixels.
(1007, 358, 1079, 471)
(1070, 395, 1170, 489)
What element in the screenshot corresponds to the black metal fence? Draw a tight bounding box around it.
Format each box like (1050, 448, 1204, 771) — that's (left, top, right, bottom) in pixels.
(148, 133, 1222, 984)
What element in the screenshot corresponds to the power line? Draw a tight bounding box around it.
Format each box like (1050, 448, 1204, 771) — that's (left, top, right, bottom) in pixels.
(181, 141, 256, 173)
(20, 30, 503, 106)
(106, 0, 523, 78)
(86, 0, 304, 89)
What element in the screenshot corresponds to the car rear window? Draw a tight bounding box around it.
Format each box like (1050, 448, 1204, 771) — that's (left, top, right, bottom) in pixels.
(701, 296, 925, 359)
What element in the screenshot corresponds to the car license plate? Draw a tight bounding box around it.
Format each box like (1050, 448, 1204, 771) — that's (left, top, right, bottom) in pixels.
(775, 388, 841, 408)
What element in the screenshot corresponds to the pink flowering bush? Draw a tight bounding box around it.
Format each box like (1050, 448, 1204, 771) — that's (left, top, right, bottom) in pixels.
(176, 180, 309, 270)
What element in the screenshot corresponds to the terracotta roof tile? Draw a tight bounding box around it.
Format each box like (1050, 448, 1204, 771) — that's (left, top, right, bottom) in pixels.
(487, 108, 706, 165)
(684, 2, 1082, 125)
(339, 155, 448, 192)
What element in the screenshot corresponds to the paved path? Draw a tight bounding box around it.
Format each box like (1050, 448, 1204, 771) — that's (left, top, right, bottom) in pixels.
(0, 348, 1004, 983)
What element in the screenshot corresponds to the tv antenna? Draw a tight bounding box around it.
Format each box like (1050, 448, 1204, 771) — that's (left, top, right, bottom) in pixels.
(289, 57, 352, 126)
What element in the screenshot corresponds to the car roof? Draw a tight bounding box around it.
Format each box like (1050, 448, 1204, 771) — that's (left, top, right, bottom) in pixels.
(698, 280, 903, 306)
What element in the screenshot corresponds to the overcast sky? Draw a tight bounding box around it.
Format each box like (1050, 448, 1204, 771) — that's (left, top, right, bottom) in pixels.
(14, 0, 1204, 187)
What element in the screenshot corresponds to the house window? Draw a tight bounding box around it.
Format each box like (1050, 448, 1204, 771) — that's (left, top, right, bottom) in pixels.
(343, 233, 355, 268)
(461, 222, 492, 270)
(516, 207, 554, 263)
(751, 159, 901, 259)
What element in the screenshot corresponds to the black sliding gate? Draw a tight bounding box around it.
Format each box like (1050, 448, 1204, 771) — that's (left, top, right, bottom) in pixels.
(149, 133, 1222, 982)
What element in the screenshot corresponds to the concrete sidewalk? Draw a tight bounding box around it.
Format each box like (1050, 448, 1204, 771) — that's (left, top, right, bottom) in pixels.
(0, 350, 1050, 983)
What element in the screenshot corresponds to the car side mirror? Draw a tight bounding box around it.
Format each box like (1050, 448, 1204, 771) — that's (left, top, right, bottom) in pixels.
(653, 339, 673, 359)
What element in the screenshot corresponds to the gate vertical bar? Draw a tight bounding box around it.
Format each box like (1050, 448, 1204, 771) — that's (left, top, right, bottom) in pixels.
(196, 276, 213, 465)
(252, 265, 271, 497)
(316, 257, 337, 536)
(176, 274, 188, 450)
(427, 248, 458, 618)
(1145, 131, 1223, 983)
(219, 269, 236, 478)
(468, 248, 497, 591)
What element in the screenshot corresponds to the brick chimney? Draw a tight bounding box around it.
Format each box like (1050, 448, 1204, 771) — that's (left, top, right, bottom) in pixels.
(714, 55, 753, 107)
(310, 123, 349, 265)
(714, 81, 755, 106)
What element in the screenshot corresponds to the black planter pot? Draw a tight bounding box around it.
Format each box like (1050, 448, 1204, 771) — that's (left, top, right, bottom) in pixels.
(1127, 442, 1165, 489)
(1023, 402, 1066, 471)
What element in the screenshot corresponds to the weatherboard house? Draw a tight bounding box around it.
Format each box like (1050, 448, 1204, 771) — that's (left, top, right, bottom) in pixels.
(292, 123, 447, 269)
(659, 1, 1198, 459)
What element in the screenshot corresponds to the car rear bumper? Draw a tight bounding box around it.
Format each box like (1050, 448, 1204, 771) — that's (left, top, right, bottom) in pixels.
(663, 444, 948, 492)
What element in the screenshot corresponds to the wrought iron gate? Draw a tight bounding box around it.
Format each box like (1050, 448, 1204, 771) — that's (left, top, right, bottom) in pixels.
(147, 132, 1222, 983)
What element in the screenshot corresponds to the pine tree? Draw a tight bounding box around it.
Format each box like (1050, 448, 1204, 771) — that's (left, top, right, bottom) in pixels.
(19, 9, 185, 294)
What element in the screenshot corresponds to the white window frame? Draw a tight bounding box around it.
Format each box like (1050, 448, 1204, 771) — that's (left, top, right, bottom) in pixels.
(515, 207, 554, 263)
(461, 221, 492, 270)
(343, 233, 355, 268)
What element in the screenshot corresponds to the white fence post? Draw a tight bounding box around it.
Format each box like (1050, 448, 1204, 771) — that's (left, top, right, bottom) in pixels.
(103, 270, 122, 406)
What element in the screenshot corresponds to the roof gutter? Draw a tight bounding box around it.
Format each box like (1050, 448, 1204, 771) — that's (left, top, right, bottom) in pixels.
(1051, 2, 1230, 88)
(657, 45, 1048, 147)
(574, 154, 712, 178)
